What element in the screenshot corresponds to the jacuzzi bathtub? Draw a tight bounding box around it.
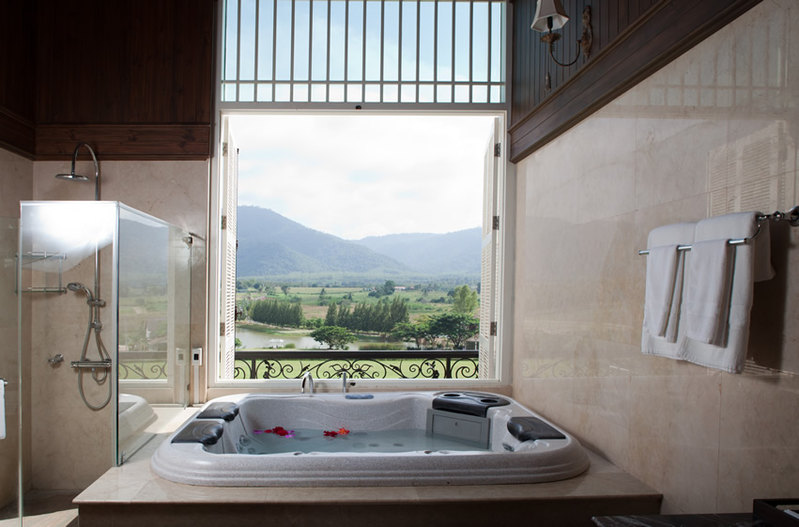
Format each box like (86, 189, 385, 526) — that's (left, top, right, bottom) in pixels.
(151, 391, 589, 487)
(118, 393, 157, 446)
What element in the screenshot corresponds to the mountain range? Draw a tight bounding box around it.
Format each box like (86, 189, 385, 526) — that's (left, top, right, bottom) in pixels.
(235, 206, 480, 280)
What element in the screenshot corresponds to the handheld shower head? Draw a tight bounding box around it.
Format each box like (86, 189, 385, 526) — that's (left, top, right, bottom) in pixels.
(67, 282, 94, 301)
(54, 142, 101, 199)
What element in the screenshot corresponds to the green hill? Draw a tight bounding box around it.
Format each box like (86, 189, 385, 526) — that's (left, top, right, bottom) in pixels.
(236, 206, 410, 277)
(236, 206, 481, 282)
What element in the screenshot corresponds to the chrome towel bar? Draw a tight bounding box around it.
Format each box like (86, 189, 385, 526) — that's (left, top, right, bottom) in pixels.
(638, 206, 799, 256)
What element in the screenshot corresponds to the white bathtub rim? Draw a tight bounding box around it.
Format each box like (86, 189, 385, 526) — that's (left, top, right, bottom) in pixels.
(151, 391, 590, 487)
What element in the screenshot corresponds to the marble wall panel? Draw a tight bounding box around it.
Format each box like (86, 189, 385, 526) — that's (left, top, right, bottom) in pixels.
(512, 0, 799, 513)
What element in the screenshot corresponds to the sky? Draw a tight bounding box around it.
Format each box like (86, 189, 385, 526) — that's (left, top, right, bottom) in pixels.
(229, 113, 497, 240)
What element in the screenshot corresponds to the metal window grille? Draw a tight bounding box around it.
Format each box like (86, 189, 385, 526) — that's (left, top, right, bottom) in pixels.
(221, 0, 506, 106)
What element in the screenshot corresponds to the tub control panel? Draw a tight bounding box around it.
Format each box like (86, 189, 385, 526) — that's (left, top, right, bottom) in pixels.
(426, 409, 490, 449)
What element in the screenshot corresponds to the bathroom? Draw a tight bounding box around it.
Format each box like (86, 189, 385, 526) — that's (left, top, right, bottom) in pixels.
(1, 0, 798, 525)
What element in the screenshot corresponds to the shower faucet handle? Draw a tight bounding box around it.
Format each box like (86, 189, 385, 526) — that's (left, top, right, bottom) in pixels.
(48, 353, 65, 366)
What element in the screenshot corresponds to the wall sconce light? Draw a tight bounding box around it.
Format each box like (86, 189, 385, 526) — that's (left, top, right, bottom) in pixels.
(531, 0, 593, 89)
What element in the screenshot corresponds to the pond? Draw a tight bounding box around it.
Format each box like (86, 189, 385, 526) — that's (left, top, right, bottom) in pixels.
(236, 326, 407, 351)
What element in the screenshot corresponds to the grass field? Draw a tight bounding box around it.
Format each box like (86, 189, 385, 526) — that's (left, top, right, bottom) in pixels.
(237, 284, 477, 322)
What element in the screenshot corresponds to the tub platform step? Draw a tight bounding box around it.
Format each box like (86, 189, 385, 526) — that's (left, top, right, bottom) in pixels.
(76, 435, 662, 527)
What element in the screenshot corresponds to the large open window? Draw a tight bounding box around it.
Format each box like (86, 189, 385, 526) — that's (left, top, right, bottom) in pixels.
(209, 0, 512, 388)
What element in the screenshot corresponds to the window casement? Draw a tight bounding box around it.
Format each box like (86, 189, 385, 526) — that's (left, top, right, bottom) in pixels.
(208, 0, 512, 389)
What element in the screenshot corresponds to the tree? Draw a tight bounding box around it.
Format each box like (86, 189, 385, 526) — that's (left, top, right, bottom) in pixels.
(324, 303, 338, 326)
(280, 285, 290, 295)
(391, 320, 432, 349)
(381, 280, 396, 296)
(429, 312, 479, 349)
(310, 326, 357, 350)
(304, 317, 324, 329)
(452, 285, 478, 314)
(250, 298, 304, 327)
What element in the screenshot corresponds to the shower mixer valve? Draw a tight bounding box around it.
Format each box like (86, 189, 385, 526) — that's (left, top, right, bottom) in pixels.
(48, 353, 64, 366)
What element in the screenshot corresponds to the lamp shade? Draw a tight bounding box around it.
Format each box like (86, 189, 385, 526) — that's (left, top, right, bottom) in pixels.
(531, 0, 570, 32)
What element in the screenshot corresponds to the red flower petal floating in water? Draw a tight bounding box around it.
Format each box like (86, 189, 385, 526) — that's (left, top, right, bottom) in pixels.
(323, 430, 338, 437)
(337, 428, 350, 436)
(256, 426, 295, 437)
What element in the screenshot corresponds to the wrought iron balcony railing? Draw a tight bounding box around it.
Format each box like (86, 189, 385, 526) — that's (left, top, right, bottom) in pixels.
(116, 349, 480, 381)
(234, 349, 479, 380)
(119, 351, 168, 380)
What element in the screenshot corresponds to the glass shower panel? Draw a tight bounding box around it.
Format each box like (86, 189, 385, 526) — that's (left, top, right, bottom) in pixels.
(17, 202, 192, 479)
(117, 205, 191, 463)
(18, 201, 118, 524)
(0, 216, 20, 525)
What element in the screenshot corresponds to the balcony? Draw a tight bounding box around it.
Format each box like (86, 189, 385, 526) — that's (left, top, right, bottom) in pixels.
(234, 349, 479, 380)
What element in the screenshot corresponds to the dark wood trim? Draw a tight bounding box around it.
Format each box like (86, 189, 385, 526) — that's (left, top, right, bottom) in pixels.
(35, 124, 211, 160)
(0, 107, 36, 159)
(509, 0, 763, 163)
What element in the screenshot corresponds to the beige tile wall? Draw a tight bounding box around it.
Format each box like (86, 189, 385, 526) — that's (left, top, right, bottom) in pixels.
(512, 0, 799, 514)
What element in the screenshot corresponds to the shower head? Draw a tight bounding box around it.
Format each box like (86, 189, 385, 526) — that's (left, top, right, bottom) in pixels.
(54, 142, 101, 200)
(67, 282, 94, 301)
(55, 172, 90, 182)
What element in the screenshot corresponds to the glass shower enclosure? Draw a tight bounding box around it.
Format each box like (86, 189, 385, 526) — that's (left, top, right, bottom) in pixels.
(0, 216, 20, 524)
(13, 201, 191, 521)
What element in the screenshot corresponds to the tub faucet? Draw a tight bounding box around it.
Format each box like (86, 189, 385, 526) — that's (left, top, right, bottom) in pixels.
(301, 371, 314, 394)
(340, 371, 349, 393)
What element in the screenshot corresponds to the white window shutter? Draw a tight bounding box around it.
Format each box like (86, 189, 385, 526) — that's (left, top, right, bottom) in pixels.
(220, 122, 239, 379)
(479, 118, 501, 379)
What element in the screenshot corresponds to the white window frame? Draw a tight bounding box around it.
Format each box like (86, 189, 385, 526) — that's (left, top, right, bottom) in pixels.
(205, 0, 515, 395)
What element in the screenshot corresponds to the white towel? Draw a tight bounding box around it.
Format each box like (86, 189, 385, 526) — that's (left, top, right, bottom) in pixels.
(684, 239, 734, 346)
(645, 245, 679, 337)
(641, 222, 695, 358)
(681, 212, 771, 373)
(663, 249, 687, 344)
(0, 381, 5, 440)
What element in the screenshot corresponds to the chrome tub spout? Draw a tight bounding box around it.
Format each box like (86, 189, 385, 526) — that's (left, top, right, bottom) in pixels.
(301, 371, 314, 394)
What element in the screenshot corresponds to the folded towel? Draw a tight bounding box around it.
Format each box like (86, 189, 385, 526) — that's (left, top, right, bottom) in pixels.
(752, 218, 775, 282)
(645, 245, 679, 337)
(641, 222, 695, 358)
(684, 239, 733, 346)
(0, 381, 5, 440)
(664, 249, 687, 344)
(681, 212, 772, 373)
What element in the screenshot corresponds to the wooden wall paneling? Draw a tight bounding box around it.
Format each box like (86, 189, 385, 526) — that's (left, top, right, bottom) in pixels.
(509, 0, 763, 162)
(32, 0, 215, 160)
(35, 124, 211, 161)
(35, 0, 214, 126)
(0, 0, 36, 156)
(0, 109, 35, 158)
